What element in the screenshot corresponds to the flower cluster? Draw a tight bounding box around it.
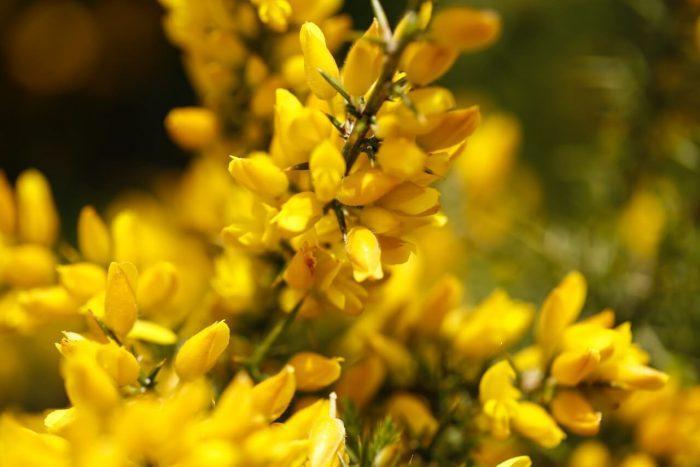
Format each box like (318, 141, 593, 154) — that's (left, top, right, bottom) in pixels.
(225, 2, 496, 317)
(0, 1, 689, 466)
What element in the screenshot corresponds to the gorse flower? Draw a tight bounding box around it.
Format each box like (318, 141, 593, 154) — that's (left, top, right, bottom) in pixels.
(0, 0, 681, 466)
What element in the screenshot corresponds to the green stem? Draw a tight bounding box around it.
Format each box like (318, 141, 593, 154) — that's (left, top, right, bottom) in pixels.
(247, 300, 303, 380)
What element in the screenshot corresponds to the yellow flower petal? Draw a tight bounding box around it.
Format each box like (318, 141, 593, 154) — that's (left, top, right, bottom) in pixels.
(127, 319, 177, 345)
(300, 22, 340, 100)
(310, 140, 345, 202)
(289, 352, 342, 392)
(550, 390, 601, 436)
(174, 321, 230, 381)
(432, 7, 501, 52)
(252, 365, 296, 421)
(346, 227, 383, 282)
(16, 169, 59, 246)
(104, 262, 138, 339)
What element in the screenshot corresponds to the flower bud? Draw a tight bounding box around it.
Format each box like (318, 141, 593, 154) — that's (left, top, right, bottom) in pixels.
(346, 227, 383, 282)
(342, 20, 381, 97)
(0, 170, 16, 237)
(57, 263, 106, 300)
(550, 390, 601, 436)
(229, 154, 289, 199)
(418, 106, 481, 152)
(165, 107, 219, 150)
(96, 343, 140, 387)
(432, 7, 501, 52)
(310, 140, 345, 202)
(16, 169, 59, 246)
(377, 138, 426, 180)
(252, 365, 296, 421)
(137, 261, 178, 312)
(300, 22, 340, 100)
(401, 41, 458, 86)
(174, 321, 230, 381)
(77, 206, 111, 264)
(289, 352, 342, 392)
(104, 262, 138, 339)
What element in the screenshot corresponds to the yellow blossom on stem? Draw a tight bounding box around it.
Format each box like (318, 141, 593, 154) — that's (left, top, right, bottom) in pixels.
(346, 227, 383, 282)
(103, 262, 138, 339)
(300, 22, 340, 100)
(77, 205, 111, 264)
(174, 321, 230, 381)
(289, 352, 342, 392)
(16, 169, 59, 246)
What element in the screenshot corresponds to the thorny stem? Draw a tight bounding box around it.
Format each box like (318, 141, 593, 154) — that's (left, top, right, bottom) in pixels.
(247, 299, 303, 380)
(341, 4, 424, 175)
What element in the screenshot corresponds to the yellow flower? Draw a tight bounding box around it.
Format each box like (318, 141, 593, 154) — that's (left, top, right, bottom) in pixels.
(512, 401, 566, 448)
(535, 270, 587, 357)
(341, 20, 382, 97)
(568, 441, 611, 467)
(307, 393, 346, 467)
(289, 352, 342, 392)
(550, 390, 601, 436)
(275, 192, 323, 235)
(77, 205, 111, 264)
(136, 261, 178, 312)
(446, 289, 534, 361)
(164, 106, 218, 150)
(252, 365, 296, 421)
(228, 153, 289, 199)
(300, 22, 340, 100)
(346, 227, 383, 282)
(618, 188, 666, 261)
(174, 321, 230, 381)
(15, 169, 59, 246)
(386, 393, 438, 446)
(417, 106, 481, 152)
(2, 244, 55, 288)
(497, 456, 532, 467)
(103, 262, 138, 339)
(57, 263, 106, 300)
(401, 41, 458, 86)
(379, 183, 440, 216)
(254, 0, 292, 32)
(96, 343, 140, 387)
(376, 138, 427, 180)
(432, 7, 501, 52)
(127, 319, 177, 345)
(310, 140, 345, 202)
(336, 169, 399, 206)
(63, 354, 120, 413)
